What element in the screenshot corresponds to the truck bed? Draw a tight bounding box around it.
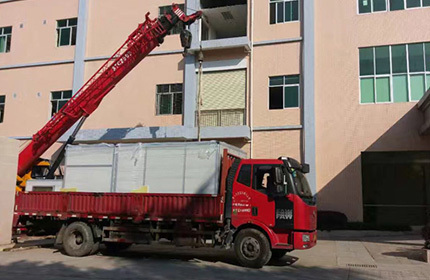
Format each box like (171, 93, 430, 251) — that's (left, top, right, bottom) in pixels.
(15, 192, 223, 223)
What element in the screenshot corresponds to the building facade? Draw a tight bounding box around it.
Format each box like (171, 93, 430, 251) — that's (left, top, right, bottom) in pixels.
(1, 0, 430, 225)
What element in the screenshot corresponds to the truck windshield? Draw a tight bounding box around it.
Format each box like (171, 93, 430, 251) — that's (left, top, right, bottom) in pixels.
(292, 170, 313, 199)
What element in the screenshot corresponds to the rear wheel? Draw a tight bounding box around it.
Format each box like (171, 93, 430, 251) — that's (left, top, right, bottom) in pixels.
(234, 228, 272, 268)
(62, 222, 97, 257)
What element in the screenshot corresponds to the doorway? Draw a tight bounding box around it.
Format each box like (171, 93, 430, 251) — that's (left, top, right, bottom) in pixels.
(362, 151, 430, 226)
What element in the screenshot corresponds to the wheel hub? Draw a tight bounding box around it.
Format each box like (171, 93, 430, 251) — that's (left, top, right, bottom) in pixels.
(73, 231, 84, 246)
(241, 237, 261, 260)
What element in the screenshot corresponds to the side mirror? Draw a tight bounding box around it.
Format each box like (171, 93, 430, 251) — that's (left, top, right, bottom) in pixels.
(274, 167, 283, 185)
(268, 183, 286, 198)
(269, 167, 286, 197)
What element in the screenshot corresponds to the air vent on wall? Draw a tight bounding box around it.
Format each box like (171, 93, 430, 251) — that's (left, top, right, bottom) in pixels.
(221, 11, 234, 21)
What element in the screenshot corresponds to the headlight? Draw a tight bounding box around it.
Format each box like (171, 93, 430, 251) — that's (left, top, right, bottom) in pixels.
(302, 234, 310, 242)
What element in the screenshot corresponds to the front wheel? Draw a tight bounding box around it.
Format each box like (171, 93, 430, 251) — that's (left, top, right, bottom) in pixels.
(234, 228, 272, 268)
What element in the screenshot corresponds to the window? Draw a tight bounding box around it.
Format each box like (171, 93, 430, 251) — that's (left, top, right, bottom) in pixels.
(57, 18, 77, 47)
(0, 26, 12, 53)
(407, 0, 421, 7)
(253, 165, 279, 195)
(159, 4, 185, 35)
(0, 95, 5, 123)
(51, 90, 72, 116)
(156, 84, 183, 115)
(359, 0, 430, 13)
(359, 43, 430, 103)
(237, 164, 251, 187)
(269, 75, 300, 109)
(359, 0, 386, 13)
(270, 0, 299, 24)
(390, 0, 405, 10)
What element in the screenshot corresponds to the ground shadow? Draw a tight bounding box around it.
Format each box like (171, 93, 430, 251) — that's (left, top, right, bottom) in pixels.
(80, 243, 298, 268)
(0, 253, 379, 280)
(382, 248, 425, 262)
(99, 244, 241, 267)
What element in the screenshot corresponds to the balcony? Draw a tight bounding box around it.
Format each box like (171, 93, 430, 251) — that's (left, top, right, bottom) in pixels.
(190, 0, 250, 52)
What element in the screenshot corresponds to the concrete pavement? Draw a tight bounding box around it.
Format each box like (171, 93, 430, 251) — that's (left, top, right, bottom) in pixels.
(0, 232, 429, 279)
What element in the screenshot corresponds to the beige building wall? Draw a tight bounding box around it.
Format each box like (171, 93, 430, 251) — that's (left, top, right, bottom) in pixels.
(252, 43, 302, 128)
(315, 1, 430, 221)
(86, 0, 184, 58)
(0, 0, 188, 138)
(0, 64, 74, 137)
(82, 54, 185, 130)
(252, 0, 300, 42)
(0, 0, 78, 66)
(253, 130, 301, 161)
(0, 137, 19, 245)
(0, 0, 304, 175)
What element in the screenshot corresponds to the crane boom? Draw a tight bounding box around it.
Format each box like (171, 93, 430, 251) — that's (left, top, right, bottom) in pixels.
(17, 4, 202, 177)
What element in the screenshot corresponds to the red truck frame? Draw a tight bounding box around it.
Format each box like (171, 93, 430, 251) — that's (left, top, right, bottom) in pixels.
(15, 150, 317, 268)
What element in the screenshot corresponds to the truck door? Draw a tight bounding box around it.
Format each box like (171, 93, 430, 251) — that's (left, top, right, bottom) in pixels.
(232, 163, 294, 229)
(251, 164, 295, 229)
(232, 164, 253, 220)
(250, 164, 277, 227)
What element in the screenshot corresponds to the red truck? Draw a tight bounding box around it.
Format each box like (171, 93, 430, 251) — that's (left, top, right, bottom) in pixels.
(16, 149, 316, 268)
(12, 5, 317, 268)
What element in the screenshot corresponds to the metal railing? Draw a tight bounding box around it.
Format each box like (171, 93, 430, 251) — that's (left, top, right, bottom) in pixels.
(197, 109, 245, 127)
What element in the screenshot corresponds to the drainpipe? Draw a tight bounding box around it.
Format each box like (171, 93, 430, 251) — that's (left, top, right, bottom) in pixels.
(302, 0, 317, 196)
(197, 47, 204, 142)
(249, 0, 255, 158)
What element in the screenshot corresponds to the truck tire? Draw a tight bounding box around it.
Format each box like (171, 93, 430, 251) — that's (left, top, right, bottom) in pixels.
(62, 222, 97, 257)
(271, 249, 289, 260)
(234, 228, 272, 268)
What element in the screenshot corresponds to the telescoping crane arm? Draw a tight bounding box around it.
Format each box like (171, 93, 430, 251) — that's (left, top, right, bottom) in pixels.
(17, 5, 202, 178)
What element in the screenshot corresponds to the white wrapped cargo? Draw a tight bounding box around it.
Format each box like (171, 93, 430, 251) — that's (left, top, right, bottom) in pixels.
(114, 143, 146, 193)
(63, 141, 246, 195)
(63, 144, 116, 192)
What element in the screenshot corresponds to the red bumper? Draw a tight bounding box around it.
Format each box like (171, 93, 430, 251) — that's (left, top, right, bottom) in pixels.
(293, 231, 317, 250)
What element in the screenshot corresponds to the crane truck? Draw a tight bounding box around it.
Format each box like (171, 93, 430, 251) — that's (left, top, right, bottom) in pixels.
(12, 4, 317, 268)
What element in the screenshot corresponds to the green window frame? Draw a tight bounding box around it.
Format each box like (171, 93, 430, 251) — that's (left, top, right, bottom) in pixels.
(359, 0, 430, 13)
(0, 26, 12, 53)
(270, 0, 299, 24)
(390, 0, 405, 10)
(159, 4, 185, 35)
(57, 18, 77, 47)
(156, 84, 183, 115)
(51, 90, 72, 116)
(0, 95, 5, 123)
(407, 0, 421, 8)
(359, 0, 387, 13)
(269, 75, 300, 109)
(359, 42, 430, 104)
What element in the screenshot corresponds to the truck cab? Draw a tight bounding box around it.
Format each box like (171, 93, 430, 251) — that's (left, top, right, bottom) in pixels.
(230, 157, 317, 266)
